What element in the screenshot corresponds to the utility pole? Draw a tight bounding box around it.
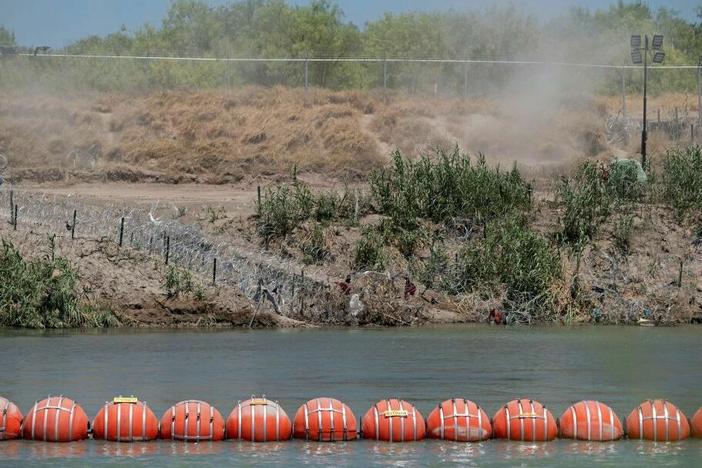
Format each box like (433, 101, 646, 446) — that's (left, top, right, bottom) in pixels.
(631, 34, 665, 170)
(641, 34, 648, 171)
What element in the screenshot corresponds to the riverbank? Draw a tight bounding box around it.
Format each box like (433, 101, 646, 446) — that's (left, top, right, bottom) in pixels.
(2, 147, 702, 329)
(0, 222, 301, 329)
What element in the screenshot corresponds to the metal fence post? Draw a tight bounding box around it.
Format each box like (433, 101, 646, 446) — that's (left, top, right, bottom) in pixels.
(304, 54, 309, 91)
(621, 72, 626, 118)
(383, 58, 388, 91)
(463, 61, 468, 99)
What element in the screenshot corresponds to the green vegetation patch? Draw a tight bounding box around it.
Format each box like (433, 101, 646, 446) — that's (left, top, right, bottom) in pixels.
(0, 239, 117, 328)
(661, 146, 702, 218)
(369, 149, 532, 227)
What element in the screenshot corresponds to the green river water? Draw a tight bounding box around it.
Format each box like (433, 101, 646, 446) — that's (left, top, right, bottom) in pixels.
(0, 325, 701, 466)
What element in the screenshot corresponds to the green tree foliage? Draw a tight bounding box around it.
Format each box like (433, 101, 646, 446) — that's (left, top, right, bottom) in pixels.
(0, 26, 16, 45)
(2, 1, 701, 92)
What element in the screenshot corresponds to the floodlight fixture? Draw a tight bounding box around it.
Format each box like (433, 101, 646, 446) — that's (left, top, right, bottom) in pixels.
(631, 50, 643, 65)
(652, 51, 665, 64)
(652, 34, 664, 50)
(631, 35, 642, 49)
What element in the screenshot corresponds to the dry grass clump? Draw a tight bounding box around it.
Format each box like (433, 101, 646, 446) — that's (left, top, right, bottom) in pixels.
(0, 86, 385, 182)
(1, 86, 642, 185)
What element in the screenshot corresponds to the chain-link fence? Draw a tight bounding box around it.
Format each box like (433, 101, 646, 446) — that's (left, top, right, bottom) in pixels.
(0, 52, 700, 99)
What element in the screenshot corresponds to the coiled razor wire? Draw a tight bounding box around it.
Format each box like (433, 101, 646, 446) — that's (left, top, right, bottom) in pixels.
(0, 187, 330, 316)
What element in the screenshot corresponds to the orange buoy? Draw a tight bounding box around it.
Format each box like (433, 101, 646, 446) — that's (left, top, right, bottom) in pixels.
(558, 400, 623, 441)
(22, 395, 89, 442)
(226, 396, 292, 442)
(426, 398, 491, 442)
(361, 399, 425, 442)
(92, 396, 159, 442)
(0, 396, 23, 440)
(625, 399, 690, 441)
(492, 399, 557, 442)
(293, 397, 357, 441)
(691, 407, 702, 438)
(159, 400, 225, 442)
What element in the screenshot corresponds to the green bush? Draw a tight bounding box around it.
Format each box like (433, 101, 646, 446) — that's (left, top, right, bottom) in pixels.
(257, 183, 368, 240)
(613, 213, 634, 255)
(607, 159, 647, 203)
(661, 146, 702, 217)
(446, 217, 561, 303)
(0, 239, 117, 328)
(257, 184, 313, 239)
(369, 149, 532, 227)
(165, 265, 205, 300)
(414, 239, 449, 290)
(352, 227, 386, 271)
(556, 162, 612, 248)
(302, 224, 330, 264)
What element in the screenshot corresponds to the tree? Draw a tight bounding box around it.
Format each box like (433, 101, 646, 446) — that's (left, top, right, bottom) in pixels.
(0, 26, 16, 46)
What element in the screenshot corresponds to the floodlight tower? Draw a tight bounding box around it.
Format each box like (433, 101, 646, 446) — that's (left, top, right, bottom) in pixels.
(631, 34, 665, 169)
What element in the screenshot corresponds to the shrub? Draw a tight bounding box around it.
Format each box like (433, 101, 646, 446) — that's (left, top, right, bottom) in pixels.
(257, 183, 369, 240)
(301, 224, 330, 264)
(257, 184, 313, 239)
(446, 217, 561, 305)
(352, 227, 386, 271)
(556, 162, 612, 248)
(613, 213, 634, 255)
(607, 159, 647, 202)
(369, 149, 532, 226)
(165, 265, 205, 300)
(414, 239, 449, 290)
(661, 146, 702, 217)
(0, 239, 117, 328)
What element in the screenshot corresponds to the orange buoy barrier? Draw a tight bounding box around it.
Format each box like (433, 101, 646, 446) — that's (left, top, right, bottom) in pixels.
(361, 399, 425, 442)
(92, 396, 159, 442)
(226, 396, 292, 442)
(0, 396, 23, 440)
(625, 399, 690, 441)
(293, 397, 357, 441)
(492, 399, 557, 442)
(691, 407, 702, 438)
(426, 398, 491, 442)
(159, 400, 225, 442)
(558, 400, 623, 441)
(22, 395, 89, 442)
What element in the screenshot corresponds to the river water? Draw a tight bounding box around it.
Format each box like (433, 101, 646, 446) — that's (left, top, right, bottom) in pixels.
(0, 325, 701, 466)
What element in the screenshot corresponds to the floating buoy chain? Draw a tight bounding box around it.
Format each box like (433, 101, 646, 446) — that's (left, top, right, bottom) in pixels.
(3, 395, 702, 443)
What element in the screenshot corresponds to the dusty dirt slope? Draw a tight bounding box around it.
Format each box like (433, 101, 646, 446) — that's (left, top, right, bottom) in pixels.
(0, 86, 671, 185)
